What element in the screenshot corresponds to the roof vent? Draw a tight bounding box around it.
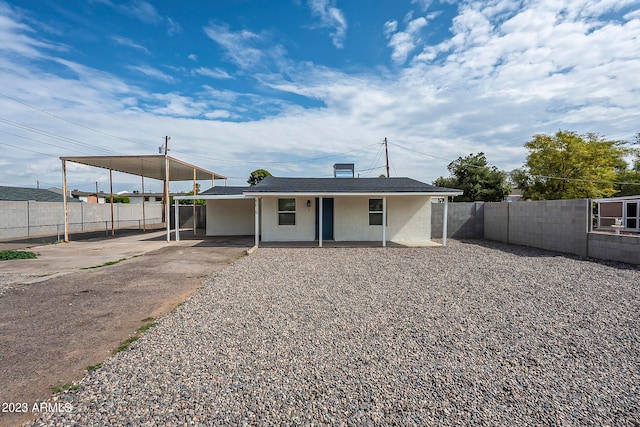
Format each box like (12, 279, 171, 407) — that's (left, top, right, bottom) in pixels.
(333, 163, 355, 178)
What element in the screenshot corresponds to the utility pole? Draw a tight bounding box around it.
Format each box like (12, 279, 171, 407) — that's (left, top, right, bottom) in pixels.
(384, 137, 390, 178)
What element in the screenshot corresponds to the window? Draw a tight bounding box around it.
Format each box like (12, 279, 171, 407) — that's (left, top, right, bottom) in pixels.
(369, 198, 383, 225)
(626, 201, 639, 229)
(155, 197, 162, 202)
(144, 196, 150, 202)
(278, 198, 296, 225)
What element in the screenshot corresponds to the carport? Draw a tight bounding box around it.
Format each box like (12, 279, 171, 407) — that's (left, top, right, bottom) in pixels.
(60, 155, 226, 242)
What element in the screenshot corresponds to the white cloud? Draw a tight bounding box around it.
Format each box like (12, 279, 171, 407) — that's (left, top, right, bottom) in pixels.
(308, 0, 348, 48)
(203, 24, 264, 69)
(118, 0, 162, 24)
(0, 0, 639, 189)
(188, 54, 197, 61)
(384, 16, 428, 65)
(111, 36, 151, 55)
(166, 17, 182, 35)
(192, 67, 232, 80)
(128, 65, 176, 83)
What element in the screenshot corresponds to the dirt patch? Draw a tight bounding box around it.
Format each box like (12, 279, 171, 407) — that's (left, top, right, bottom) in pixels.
(0, 241, 247, 427)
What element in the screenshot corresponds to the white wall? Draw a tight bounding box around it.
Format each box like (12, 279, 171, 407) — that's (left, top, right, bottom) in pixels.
(206, 199, 255, 236)
(260, 196, 316, 241)
(257, 195, 431, 243)
(334, 196, 431, 243)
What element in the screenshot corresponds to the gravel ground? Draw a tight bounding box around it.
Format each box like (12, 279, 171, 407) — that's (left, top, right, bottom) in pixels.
(31, 240, 639, 426)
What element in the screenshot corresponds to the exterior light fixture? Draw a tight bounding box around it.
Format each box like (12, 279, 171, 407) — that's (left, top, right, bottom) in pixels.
(307, 200, 311, 208)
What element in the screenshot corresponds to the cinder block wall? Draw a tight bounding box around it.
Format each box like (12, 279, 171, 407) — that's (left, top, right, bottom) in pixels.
(0, 201, 163, 240)
(484, 203, 509, 242)
(431, 202, 484, 239)
(587, 233, 639, 264)
(484, 199, 590, 257)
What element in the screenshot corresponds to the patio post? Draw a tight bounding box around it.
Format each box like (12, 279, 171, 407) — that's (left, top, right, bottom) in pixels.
(175, 200, 180, 241)
(319, 197, 323, 247)
(382, 196, 387, 247)
(443, 196, 449, 247)
(254, 197, 260, 247)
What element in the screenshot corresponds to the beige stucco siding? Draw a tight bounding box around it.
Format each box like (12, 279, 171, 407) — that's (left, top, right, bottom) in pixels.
(206, 199, 255, 236)
(260, 196, 316, 241)
(258, 195, 432, 243)
(334, 196, 431, 243)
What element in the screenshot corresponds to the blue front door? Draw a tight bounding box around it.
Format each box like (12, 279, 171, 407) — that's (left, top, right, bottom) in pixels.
(315, 198, 334, 240)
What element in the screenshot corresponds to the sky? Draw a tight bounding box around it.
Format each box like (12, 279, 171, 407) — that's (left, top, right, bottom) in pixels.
(1, 0, 639, 193)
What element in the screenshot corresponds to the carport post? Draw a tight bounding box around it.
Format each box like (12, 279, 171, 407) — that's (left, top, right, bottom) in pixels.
(254, 197, 260, 247)
(175, 200, 180, 241)
(442, 196, 449, 247)
(165, 155, 170, 242)
(193, 168, 197, 236)
(62, 159, 69, 242)
(382, 197, 387, 247)
(109, 169, 115, 237)
(319, 197, 323, 247)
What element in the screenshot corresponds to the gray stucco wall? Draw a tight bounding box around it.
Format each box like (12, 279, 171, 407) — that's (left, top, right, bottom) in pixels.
(431, 202, 484, 239)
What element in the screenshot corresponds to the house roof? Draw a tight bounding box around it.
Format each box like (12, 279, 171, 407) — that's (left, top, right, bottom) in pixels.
(0, 186, 80, 202)
(60, 155, 226, 181)
(244, 177, 463, 196)
(201, 186, 249, 196)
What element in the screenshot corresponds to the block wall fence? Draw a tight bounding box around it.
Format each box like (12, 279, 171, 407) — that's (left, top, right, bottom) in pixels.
(0, 201, 163, 241)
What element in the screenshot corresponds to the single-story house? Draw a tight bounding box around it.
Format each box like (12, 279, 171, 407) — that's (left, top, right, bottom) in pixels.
(174, 177, 463, 247)
(595, 194, 640, 232)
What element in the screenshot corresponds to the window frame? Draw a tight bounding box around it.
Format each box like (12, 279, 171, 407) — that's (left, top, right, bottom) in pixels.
(369, 198, 384, 226)
(277, 198, 296, 226)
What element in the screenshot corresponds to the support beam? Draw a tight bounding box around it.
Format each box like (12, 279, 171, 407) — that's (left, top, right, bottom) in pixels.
(382, 196, 387, 247)
(175, 200, 180, 241)
(62, 159, 69, 242)
(165, 155, 170, 242)
(193, 168, 197, 236)
(443, 197, 449, 247)
(254, 197, 260, 247)
(141, 175, 146, 232)
(109, 168, 115, 237)
(319, 197, 323, 247)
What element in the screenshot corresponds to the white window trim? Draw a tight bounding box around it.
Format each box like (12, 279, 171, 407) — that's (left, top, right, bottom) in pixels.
(369, 198, 386, 226)
(277, 198, 296, 226)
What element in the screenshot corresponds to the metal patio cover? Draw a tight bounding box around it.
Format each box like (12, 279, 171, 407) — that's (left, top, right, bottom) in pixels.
(60, 155, 226, 181)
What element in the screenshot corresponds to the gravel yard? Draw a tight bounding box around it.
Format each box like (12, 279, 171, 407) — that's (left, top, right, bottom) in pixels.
(32, 240, 639, 426)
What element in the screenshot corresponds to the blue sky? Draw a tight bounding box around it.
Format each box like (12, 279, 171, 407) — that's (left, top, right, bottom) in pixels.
(0, 0, 639, 192)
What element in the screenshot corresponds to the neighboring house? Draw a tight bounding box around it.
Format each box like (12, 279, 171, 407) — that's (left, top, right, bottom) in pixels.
(71, 190, 106, 204)
(118, 192, 166, 204)
(595, 194, 640, 232)
(0, 185, 79, 202)
(176, 177, 463, 247)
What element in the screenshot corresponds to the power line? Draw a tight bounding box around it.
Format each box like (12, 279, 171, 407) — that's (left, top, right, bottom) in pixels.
(0, 92, 156, 148)
(0, 129, 94, 156)
(170, 142, 380, 165)
(0, 141, 60, 158)
(0, 117, 116, 154)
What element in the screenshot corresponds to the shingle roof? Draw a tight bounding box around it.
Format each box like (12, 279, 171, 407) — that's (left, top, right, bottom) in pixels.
(245, 177, 462, 194)
(0, 186, 77, 202)
(200, 186, 249, 196)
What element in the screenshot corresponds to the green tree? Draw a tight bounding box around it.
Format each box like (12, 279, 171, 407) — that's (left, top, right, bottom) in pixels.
(614, 133, 640, 196)
(518, 130, 630, 200)
(433, 153, 510, 202)
(247, 169, 272, 186)
(106, 195, 130, 203)
(181, 183, 205, 205)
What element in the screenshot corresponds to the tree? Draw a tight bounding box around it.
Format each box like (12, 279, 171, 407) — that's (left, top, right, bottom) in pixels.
(182, 183, 205, 205)
(614, 132, 640, 197)
(247, 169, 272, 186)
(433, 153, 510, 202)
(106, 195, 130, 203)
(517, 130, 630, 200)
